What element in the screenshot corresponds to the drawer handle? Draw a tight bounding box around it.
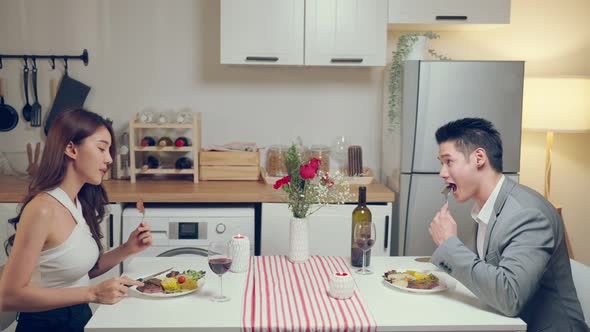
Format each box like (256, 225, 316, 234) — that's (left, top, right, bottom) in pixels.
(109, 214, 114, 248)
(245, 56, 279, 62)
(435, 15, 468, 21)
(384, 216, 389, 250)
(330, 58, 363, 63)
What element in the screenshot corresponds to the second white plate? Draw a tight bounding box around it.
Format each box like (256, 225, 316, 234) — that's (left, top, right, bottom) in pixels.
(382, 270, 453, 294)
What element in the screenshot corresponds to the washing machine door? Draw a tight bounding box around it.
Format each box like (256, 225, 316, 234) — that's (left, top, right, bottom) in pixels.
(157, 247, 207, 257)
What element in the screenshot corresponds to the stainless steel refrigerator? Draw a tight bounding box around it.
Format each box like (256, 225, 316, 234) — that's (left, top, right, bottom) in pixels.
(383, 60, 525, 256)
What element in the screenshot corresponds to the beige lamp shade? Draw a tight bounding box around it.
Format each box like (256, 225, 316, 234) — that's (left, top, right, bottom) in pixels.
(522, 77, 590, 132)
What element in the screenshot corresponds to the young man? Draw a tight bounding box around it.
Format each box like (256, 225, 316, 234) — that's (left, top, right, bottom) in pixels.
(429, 118, 588, 332)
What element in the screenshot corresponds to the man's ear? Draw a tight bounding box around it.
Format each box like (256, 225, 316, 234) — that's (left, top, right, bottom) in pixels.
(473, 148, 487, 168)
(64, 142, 78, 160)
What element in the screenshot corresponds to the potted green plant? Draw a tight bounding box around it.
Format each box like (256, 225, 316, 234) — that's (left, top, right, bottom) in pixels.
(387, 32, 450, 131)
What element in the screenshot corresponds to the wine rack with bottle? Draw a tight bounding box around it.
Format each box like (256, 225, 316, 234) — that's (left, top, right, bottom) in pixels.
(128, 112, 201, 183)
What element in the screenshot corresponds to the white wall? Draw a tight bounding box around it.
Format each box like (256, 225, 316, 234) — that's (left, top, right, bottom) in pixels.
(0, 0, 385, 173)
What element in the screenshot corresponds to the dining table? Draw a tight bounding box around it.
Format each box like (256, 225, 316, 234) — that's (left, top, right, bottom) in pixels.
(84, 256, 526, 332)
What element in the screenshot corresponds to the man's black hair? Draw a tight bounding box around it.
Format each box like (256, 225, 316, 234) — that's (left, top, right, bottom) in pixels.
(435, 118, 503, 173)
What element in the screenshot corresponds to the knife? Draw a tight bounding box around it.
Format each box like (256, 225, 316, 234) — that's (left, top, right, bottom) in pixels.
(126, 267, 173, 287)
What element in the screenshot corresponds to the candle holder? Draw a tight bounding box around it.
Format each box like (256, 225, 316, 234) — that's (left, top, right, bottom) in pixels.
(328, 271, 354, 300)
(229, 234, 250, 273)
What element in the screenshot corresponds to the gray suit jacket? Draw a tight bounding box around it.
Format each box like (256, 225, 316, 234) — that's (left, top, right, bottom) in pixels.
(432, 178, 588, 332)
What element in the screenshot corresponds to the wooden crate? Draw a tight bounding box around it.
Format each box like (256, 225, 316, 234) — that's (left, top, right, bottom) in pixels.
(199, 151, 260, 181)
(260, 167, 375, 185)
(200, 151, 259, 166)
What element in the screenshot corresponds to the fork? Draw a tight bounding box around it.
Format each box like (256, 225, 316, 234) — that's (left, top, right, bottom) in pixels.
(441, 185, 451, 204)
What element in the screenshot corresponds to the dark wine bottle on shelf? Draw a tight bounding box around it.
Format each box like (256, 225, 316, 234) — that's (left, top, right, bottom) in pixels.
(174, 136, 191, 147)
(140, 136, 156, 147)
(157, 136, 173, 147)
(175, 157, 193, 169)
(351, 186, 371, 267)
(141, 156, 160, 170)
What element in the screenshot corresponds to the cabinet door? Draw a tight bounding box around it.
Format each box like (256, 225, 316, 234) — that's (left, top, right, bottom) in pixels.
(305, 0, 387, 66)
(388, 0, 510, 25)
(0, 203, 18, 266)
(220, 0, 304, 65)
(261, 203, 392, 257)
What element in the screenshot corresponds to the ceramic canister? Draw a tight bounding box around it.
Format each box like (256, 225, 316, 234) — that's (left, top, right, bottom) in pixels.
(328, 271, 354, 300)
(229, 234, 250, 273)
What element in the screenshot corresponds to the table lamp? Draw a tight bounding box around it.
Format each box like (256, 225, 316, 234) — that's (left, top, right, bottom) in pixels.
(522, 77, 590, 200)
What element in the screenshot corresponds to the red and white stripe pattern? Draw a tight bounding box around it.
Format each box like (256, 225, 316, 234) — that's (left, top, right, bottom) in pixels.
(242, 256, 376, 332)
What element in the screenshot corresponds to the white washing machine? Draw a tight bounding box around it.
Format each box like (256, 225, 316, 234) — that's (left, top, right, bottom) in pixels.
(121, 205, 255, 269)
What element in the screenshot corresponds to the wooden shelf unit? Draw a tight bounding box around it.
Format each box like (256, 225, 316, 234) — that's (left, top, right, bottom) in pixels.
(128, 113, 201, 183)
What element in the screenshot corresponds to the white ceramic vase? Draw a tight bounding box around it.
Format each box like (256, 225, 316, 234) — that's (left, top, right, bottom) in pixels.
(288, 216, 310, 263)
(406, 36, 428, 60)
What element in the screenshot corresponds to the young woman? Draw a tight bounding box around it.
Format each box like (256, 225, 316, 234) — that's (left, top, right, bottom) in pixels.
(0, 109, 153, 332)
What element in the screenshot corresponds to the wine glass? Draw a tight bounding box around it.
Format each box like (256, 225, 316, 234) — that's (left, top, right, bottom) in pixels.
(208, 241, 232, 302)
(353, 222, 376, 275)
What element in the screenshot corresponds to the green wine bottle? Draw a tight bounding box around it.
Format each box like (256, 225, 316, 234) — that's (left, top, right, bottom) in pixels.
(351, 186, 371, 267)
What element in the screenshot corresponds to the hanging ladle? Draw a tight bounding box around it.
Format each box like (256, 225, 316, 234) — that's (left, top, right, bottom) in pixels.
(22, 59, 32, 122)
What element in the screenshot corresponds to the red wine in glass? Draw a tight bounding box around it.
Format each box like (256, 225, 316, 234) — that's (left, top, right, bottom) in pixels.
(209, 257, 232, 275)
(208, 241, 232, 302)
(353, 222, 376, 275)
(355, 239, 375, 251)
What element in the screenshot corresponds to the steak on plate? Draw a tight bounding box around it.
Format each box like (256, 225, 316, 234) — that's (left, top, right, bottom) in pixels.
(408, 279, 439, 289)
(137, 278, 164, 293)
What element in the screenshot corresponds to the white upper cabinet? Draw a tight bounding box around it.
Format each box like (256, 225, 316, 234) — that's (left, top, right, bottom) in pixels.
(388, 0, 510, 28)
(220, 0, 387, 66)
(305, 0, 388, 66)
(220, 0, 304, 65)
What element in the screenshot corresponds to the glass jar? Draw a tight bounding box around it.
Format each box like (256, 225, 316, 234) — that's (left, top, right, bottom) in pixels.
(136, 110, 155, 123)
(305, 145, 330, 174)
(266, 145, 289, 177)
(156, 111, 170, 124)
(175, 109, 193, 124)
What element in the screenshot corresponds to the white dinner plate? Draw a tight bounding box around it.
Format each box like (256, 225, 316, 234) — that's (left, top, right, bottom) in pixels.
(128, 269, 206, 298)
(382, 270, 454, 294)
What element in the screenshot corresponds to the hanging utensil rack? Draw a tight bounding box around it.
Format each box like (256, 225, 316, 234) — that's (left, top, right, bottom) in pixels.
(0, 49, 89, 69)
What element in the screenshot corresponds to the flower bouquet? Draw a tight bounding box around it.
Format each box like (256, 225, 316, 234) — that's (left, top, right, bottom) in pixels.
(274, 144, 351, 262)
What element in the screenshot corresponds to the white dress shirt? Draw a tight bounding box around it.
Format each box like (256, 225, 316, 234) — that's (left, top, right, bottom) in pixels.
(471, 175, 505, 259)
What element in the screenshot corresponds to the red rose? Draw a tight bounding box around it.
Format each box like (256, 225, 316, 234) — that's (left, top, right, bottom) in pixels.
(273, 175, 290, 189)
(309, 158, 321, 171)
(300, 164, 317, 179)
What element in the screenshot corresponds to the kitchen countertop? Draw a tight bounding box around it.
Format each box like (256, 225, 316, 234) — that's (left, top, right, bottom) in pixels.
(0, 175, 394, 203)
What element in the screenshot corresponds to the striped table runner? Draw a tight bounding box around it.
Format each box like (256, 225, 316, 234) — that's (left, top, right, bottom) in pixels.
(242, 256, 376, 332)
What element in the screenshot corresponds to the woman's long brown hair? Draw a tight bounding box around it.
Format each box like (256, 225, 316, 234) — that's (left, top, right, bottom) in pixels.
(5, 109, 116, 257)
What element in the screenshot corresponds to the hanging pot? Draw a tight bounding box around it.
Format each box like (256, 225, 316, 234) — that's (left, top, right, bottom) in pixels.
(288, 216, 310, 263)
(0, 78, 19, 132)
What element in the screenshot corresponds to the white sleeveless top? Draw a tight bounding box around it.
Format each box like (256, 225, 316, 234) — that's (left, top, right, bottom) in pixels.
(30, 187, 100, 288)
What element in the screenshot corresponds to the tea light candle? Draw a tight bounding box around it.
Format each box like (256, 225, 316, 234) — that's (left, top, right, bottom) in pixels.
(229, 234, 250, 273)
(328, 271, 354, 300)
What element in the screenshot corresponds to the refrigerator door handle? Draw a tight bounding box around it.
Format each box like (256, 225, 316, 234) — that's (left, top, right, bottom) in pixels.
(384, 216, 390, 250)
